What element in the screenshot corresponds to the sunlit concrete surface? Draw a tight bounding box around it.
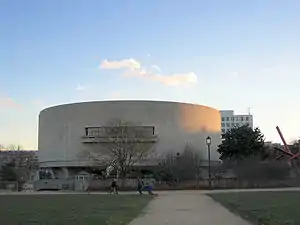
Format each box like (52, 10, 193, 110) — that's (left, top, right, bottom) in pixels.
(128, 191, 251, 225)
(38, 100, 222, 168)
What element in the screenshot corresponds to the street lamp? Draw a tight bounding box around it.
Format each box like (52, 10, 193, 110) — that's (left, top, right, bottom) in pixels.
(206, 136, 212, 189)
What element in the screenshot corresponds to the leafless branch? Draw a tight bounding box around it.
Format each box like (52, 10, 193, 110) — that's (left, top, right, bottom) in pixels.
(79, 119, 157, 178)
(0, 144, 23, 151)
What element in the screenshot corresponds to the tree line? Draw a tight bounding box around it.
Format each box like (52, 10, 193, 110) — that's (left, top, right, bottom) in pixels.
(217, 124, 299, 181)
(0, 144, 23, 151)
(0, 143, 28, 182)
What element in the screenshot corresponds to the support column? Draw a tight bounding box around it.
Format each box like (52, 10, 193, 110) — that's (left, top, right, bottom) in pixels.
(62, 167, 69, 179)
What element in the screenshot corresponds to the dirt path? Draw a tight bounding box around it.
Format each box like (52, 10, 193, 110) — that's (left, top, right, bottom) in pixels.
(128, 191, 251, 225)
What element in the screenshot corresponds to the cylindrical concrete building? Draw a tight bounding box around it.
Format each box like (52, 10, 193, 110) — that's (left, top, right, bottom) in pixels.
(38, 100, 221, 177)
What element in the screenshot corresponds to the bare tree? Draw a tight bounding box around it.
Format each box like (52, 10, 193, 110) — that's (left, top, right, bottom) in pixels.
(157, 143, 203, 182)
(0, 144, 23, 151)
(233, 156, 290, 182)
(0, 144, 6, 150)
(82, 119, 157, 178)
(5, 144, 23, 151)
(289, 139, 300, 154)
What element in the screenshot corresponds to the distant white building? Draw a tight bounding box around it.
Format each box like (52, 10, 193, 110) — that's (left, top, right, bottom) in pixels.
(220, 110, 253, 134)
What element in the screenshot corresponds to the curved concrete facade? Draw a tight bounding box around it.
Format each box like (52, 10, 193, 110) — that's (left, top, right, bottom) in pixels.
(38, 101, 221, 168)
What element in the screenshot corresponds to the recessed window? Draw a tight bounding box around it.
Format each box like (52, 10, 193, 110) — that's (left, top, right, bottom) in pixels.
(221, 129, 225, 133)
(246, 117, 249, 121)
(241, 117, 244, 121)
(226, 117, 229, 121)
(85, 126, 155, 138)
(226, 123, 230, 127)
(231, 117, 234, 121)
(221, 123, 225, 127)
(222, 117, 225, 121)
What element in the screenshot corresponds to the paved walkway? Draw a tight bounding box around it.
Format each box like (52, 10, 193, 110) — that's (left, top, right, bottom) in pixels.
(3, 188, 300, 224)
(129, 191, 251, 225)
(1, 187, 299, 195)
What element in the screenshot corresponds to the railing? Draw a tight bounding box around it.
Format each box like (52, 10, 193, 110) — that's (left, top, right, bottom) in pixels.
(82, 136, 158, 143)
(82, 126, 158, 143)
(84, 126, 155, 137)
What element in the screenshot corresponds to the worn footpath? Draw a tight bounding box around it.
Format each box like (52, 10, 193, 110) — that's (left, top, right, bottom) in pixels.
(128, 191, 251, 225)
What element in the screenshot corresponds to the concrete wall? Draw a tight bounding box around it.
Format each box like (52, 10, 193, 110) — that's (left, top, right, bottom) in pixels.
(38, 100, 221, 168)
(33, 179, 74, 191)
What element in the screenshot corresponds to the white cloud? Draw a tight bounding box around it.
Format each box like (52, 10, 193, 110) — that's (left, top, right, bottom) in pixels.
(75, 84, 85, 91)
(99, 58, 198, 87)
(100, 58, 141, 70)
(151, 65, 162, 73)
(153, 72, 198, 86)
(124, 68, 198, 87)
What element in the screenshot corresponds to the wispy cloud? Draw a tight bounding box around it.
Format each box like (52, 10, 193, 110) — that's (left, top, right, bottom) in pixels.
(151, 65, 162, 73)
(0, 96, 22, 111)
(100, 58, 198, 87)
(75, 84, 85, 91)
(124, 69, 197, 87)
(100, 58, 141, 70)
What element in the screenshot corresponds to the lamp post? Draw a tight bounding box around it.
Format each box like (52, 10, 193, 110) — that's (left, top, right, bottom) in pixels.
(206, 136, 212, 189)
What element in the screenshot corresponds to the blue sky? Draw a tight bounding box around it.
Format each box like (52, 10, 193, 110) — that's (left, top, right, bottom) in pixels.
(1, 0, 300, 149)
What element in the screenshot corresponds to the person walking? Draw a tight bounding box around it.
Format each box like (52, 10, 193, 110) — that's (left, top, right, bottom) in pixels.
(144, 178, 155, 196)
(110, 178, 119, 194)
(137, 178, 144, 195)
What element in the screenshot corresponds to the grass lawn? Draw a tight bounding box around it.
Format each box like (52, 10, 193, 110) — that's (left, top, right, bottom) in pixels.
(208, 191, 300, 225)
(0, 194, 152, 225)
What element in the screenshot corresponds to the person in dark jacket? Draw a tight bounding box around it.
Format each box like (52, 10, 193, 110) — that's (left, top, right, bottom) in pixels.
(137, 178, 144, 195)
(110, 179, 118, 194)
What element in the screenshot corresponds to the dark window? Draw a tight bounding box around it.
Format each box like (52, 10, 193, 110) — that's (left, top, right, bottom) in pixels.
(221, 129, 225, 133)
(226, 117, 229, 121)
(222, 117, 225, 121)
(85, 126, 155, 137)
(241, 117, 244, 121)
(226, 123, 230, 127)
(246, 117, 249, 121)
(231, 117, 234, 121)
(221, 123, 225, 127)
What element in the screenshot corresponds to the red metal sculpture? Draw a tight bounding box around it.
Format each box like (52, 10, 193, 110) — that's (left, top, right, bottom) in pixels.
(273, 126, 300, 176)
(274, 126, 300, 161)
